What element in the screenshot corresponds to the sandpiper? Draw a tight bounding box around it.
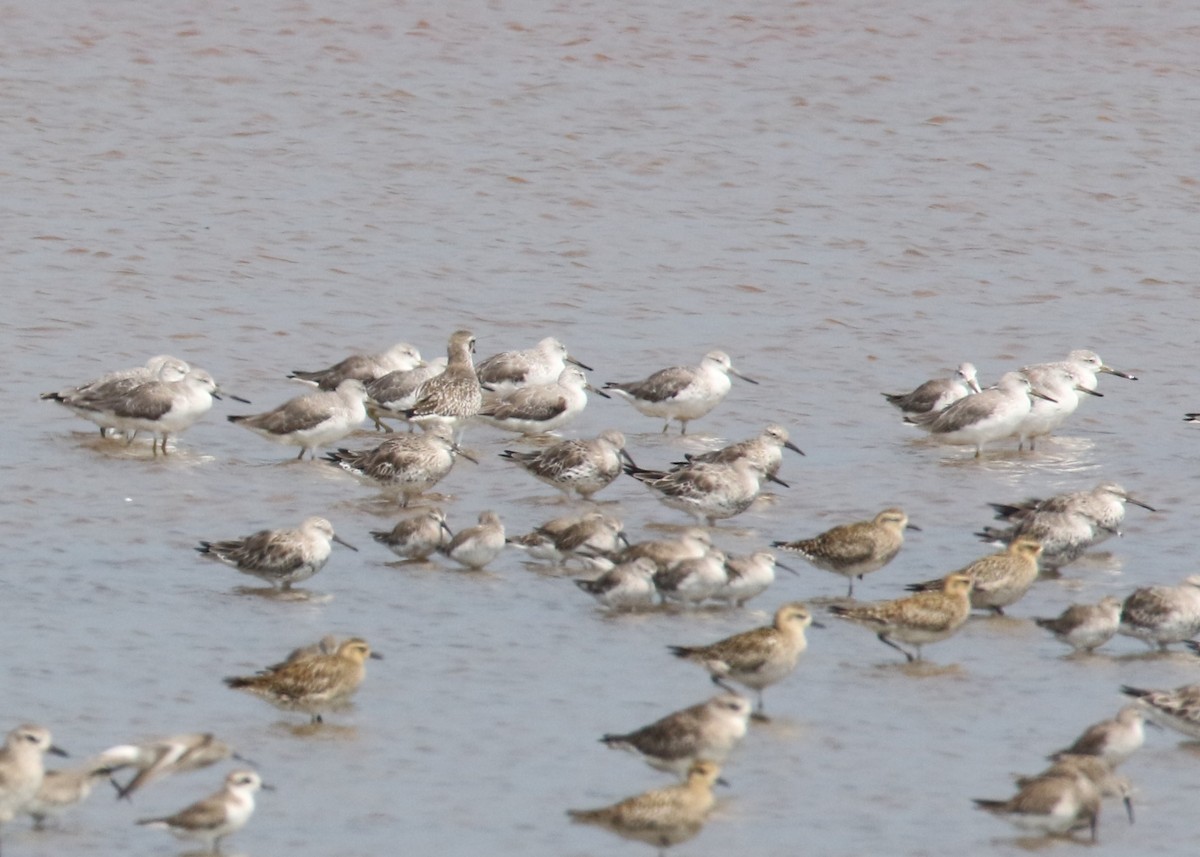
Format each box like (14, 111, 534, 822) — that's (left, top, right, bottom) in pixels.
(605, 350, 757, 434)
(289, 342, 423, 389)
(882, 362, 981, 415)
(227, 378, 367, 460)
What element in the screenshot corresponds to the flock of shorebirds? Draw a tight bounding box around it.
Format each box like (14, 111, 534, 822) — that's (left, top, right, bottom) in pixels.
(15, 332, 1200, 853)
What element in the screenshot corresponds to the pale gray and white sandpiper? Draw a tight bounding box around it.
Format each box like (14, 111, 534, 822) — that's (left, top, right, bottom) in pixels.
(655, 548, 728, 608)
(575, 557, 659, 611)
(477, 365, 607, 435)
(617, 529, 713, 573)
(974, 762, 1101, 841)
(136, 769, 266, 854)
(228, 378, 367, 460)
(906, 371, 1054, 457)
(365, 357, 447, 430)
(104, 732, 245, 800)
(1014, 365, 1103, 450)
(1118, 576, 1200, 650)
(1021, 349, 1137, 392)
(476, 336, 591, 394)
(605, 350, 757, 434)
(883, 362, 981, 415)
(1050, 706, 1145, 768)
(370, 508, 453, 562)
(67, 364, 223, 455)
(0, 725, 67, 847)
(439, 511, 506, 570)
(41, 354, 192, 437)
(1034, 596, 1123, 653)
(714, 551, 797, 608)
(289, 342, 423, 389)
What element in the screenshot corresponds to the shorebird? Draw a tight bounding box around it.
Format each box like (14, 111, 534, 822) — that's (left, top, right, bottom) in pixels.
(617, 529, 713, 573)
(0, 724, 67, 848)
(655, 548, 728, 608)
(439, 511, 506, 570)
(476, 336, 592, 393)
(882, 362, 981, 415)
(477, 365, 607, 435)
(669, 602, 819, 719)
(575, 558, 659, 611)
(1021, 755, 1134, 826)
(64, 364, 223, 455)
(1118, 576, 1200, 650)
(1021, 349, 1137, 392)
(104, 733, 246, 800)
(905, 371, 1054, 457)
(985, 482, 1155, 549)
(567, 760, 721, 854)
(829, 573, 974, 663)
(499, 429, 629, 499)
(227, 378, 367, 460)
(625, 458, 778, 526)
(288, 342, 423, 389)
(136, 769, 266, 854)
(976, 508, 1105, 571)
(324, 423, 474, 505)
(1121, 681, 1200, 740)
(365, 357, 447, 430)
(1014, 365, 1103, 450)
(225, 637, 381, 723)
(672, 423, 804, 481)
(197, 516, 357, 590)
(974, 760, 1101, 840)
(24, 759, 120, 829)
(601, 694, 752, 777)
(773, 508, 917, 597)
(1050, 706, 1145, 768)
(605, 350, 757, 434)
(905, 538, 1043, 615)
(713, 551, 797, 608)
(41, 354, 191, 437)
(370, 508, 454, 561)
(1034, 596, 1123, 653)
(404, 330, 482, 438)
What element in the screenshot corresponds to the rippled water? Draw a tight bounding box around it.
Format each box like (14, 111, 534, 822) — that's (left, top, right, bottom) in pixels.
(5, 0, 1200, 854)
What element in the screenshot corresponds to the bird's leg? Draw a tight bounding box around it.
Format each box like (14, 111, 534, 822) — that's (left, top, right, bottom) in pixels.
(710, 675, 739, 696)
(878, 633, 915, 662)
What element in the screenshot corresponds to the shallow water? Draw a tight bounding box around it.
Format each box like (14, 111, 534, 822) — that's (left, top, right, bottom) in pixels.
(4, 0, 1200, 854)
